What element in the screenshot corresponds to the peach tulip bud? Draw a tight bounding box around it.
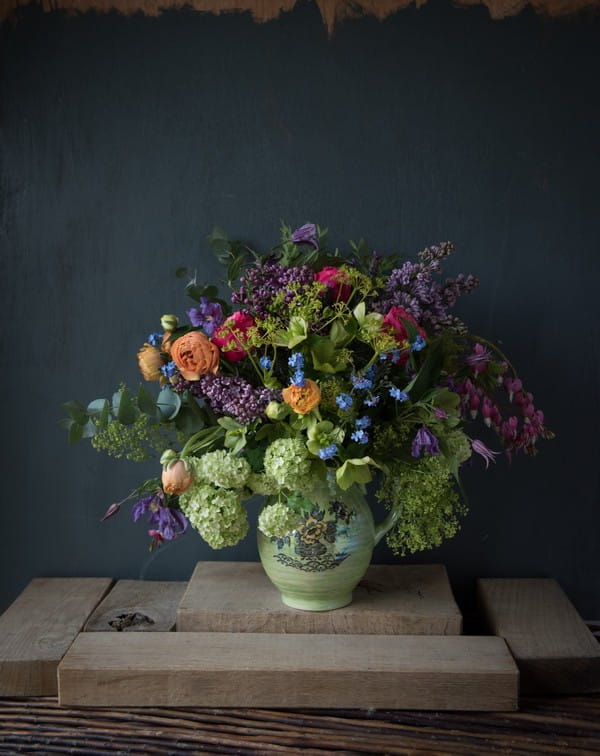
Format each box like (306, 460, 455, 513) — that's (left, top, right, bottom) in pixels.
(162, 460, 193, 495)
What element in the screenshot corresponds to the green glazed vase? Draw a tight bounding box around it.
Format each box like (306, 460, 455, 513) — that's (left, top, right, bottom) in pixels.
(257, 477, 399, 611)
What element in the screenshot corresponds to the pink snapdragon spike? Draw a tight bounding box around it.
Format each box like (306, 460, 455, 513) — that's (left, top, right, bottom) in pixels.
(471, 439, 501, 468)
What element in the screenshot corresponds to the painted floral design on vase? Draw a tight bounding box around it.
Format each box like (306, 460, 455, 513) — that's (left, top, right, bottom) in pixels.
(257, 477, 399, 611)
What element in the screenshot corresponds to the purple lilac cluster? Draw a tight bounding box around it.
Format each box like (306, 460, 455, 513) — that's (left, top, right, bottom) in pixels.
(172, 374, 281, 425)
(373, 242, 479, 334)
(231, 261, 315, 319)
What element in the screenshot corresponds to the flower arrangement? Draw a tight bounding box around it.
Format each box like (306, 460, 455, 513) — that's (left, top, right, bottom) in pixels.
(63, 223, 553, 555)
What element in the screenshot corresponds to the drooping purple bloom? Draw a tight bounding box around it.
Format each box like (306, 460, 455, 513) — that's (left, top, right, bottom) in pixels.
(187, 298, 223, 336)
(411, 427, 441, 458)
(132, 492, 162, 522)
(291, 223, 318, 249)
(466, 343, 492, 374)
(471, 439, 501, 469)
(132, 491, 187, 543)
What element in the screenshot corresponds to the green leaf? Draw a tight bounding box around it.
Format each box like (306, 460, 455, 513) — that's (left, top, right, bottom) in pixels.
(406, 339, 444, 401)
(68, 421, 84, 444)
(175, 406, 205, 435)
(117, 389, 137, 425)
(433, 388, 461, 414)
(63, 401, 88, 425)
(310, 338, 348, 374)
(217, 416, 243, 431)
(353, 301, 366, 325)
(156, 387, 182, 421)
(58, 417, 73, 431)
(137, 385, 157, 416)
(336, 458, 373, 490)
(329, 320, 351, 347)
(98, 400, 111, 430)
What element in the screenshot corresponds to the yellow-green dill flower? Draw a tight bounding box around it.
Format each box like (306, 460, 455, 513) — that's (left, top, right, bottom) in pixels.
(258, 502, 299, 538)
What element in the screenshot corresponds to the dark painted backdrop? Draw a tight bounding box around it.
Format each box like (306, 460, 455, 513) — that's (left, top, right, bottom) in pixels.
(1, 2, 599, 616)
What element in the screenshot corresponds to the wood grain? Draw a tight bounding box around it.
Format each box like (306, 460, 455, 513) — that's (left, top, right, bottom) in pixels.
(0, 578, 113, 696)
(177, 562, 462, 635)
(3, 695, 600, 755)
(84, 580, 187, 632)
(478, 578, 600, 695)
(58, 631, 518, 709)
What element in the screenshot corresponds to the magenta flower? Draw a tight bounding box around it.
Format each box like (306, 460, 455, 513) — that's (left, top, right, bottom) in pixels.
(411, 427, 440, 458)
(471, 439, 501, 468)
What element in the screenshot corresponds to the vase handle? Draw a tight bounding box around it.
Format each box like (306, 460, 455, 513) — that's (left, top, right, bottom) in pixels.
(373, 509, 401, 546)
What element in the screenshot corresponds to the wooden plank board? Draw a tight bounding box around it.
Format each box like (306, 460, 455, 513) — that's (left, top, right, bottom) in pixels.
(58, 632, 518, 710)
(177, 562, 462, 635)
(0, 578, 113, 696)
(84, 580, 187, 632)
(478, 578, 600, 694)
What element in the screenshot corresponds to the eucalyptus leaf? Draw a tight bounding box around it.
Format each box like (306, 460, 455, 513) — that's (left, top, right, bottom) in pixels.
(156, 387, 182, 421)
(82, 419, 97, 439)
(87, 399, 108, 416)
(68, 421, 84, 444)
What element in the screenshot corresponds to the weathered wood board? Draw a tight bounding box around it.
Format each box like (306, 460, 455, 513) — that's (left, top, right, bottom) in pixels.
(58, 632, 518, 710)
(84, 580, 187, 632)
(177, 562, 462, 634)
(478, 578, 600, 694)
(0, 578, 113, 696)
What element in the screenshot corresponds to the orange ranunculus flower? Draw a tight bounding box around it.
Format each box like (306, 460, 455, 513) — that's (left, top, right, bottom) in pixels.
(281, 379, 321, 415)
(137, 344, 163, 382)
(162, 460, 193, 495)
(171, 330, 220, 381)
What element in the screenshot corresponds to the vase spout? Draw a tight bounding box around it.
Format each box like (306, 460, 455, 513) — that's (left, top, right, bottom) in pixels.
(373, 509, 400, 546)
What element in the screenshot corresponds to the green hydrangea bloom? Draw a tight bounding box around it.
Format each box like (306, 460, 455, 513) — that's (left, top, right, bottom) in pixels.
(258, 502, 299, 538)
(263, 438, 311, 491)
(186, 450, 251, 490)
(179, 484, 249, 549)
(247, 473, 280, 496)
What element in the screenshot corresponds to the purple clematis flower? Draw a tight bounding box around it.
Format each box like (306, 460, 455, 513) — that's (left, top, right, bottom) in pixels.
(187, 297, 223, 336)
(411, 427, 441, 458)
(132, 491, 188, 543)
(471, 439, 501, 468)
(291, 223, 318, 249)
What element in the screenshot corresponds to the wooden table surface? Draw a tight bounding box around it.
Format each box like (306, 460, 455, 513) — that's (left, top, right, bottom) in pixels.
(1, 695, 599, 754)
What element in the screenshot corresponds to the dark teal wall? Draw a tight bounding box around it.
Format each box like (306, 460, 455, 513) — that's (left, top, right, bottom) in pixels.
(1, 3, 599, 615)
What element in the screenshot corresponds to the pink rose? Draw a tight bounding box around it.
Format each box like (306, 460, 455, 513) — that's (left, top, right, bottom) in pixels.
(383, 306, 426, 343)
(212, 310, 256, 362)
(314, 266, 352, 302)
(383, 306, 427, 364)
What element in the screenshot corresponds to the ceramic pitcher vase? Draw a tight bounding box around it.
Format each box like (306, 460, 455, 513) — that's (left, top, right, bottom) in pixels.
(257, 476, 399, 611)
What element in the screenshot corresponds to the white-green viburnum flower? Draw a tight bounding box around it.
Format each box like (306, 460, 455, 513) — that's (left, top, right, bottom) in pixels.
(247, 472, 280, 496)
(179, 484, 249, 549)
(258, 502, 299, 538)
(186, 450, 251, 490)
(263, 438, 311, 491)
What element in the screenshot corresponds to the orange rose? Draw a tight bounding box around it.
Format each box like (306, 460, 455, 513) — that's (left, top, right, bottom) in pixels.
(161, 331, 172, 353)
(137, 344, 163, 382)
(281, 379, 321, 415)
(171, 331, 220, 380)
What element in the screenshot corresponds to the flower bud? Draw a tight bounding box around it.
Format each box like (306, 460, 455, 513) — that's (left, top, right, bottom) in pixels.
(161, 459, 193, 495)
(161, 314, 179, 331)
(160, 449, 179, 467)
(265, 401, 288, 420)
